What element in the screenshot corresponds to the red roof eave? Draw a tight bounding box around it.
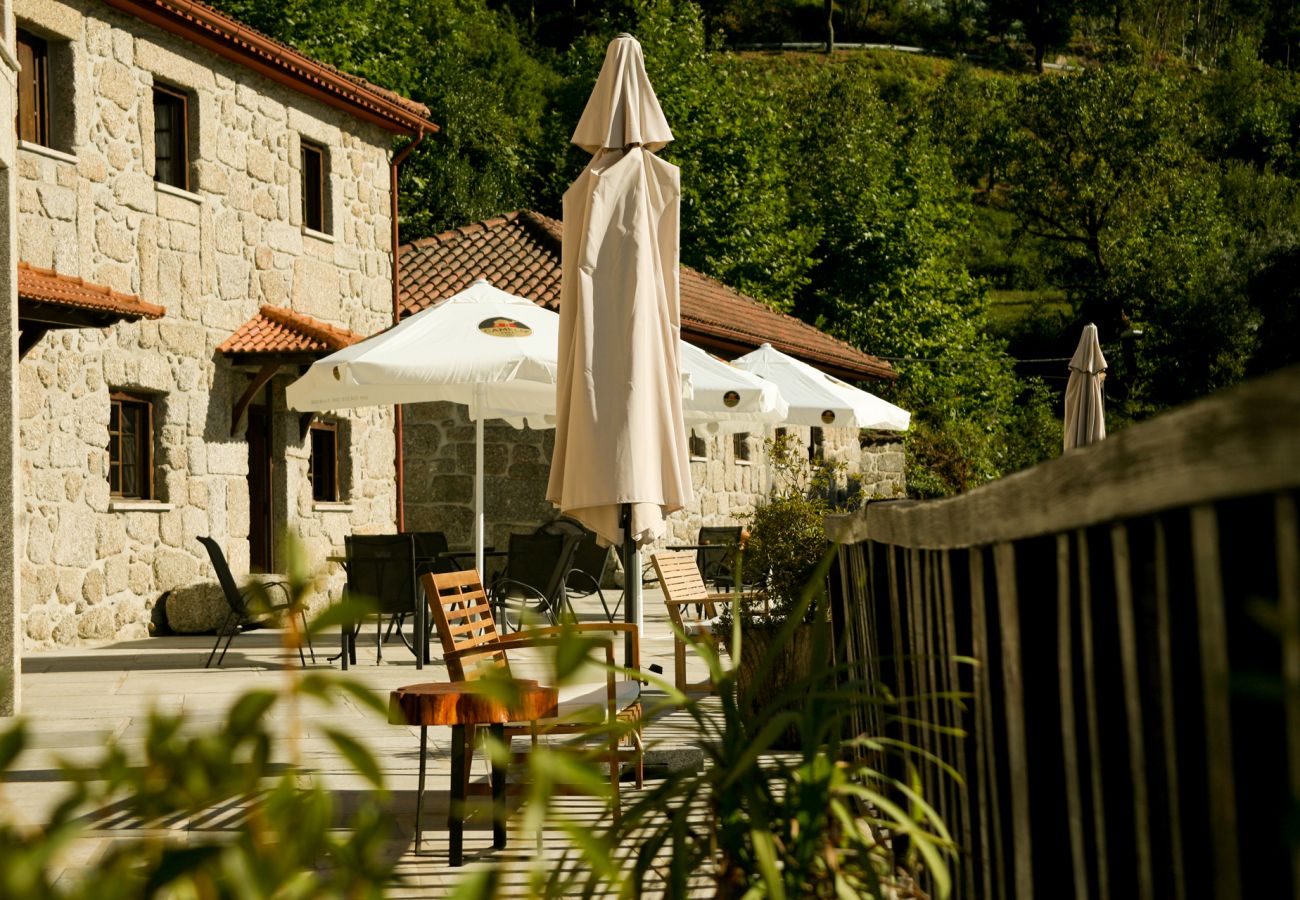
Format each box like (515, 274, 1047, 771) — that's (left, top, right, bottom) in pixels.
(18, 262, 166, 319)
(101, 0, 438, 136)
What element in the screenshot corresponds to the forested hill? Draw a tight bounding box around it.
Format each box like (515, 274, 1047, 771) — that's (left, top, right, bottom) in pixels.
(208, 0, 1300, 497)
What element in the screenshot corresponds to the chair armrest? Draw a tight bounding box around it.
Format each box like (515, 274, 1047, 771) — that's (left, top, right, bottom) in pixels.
(495, 623, 639, 671)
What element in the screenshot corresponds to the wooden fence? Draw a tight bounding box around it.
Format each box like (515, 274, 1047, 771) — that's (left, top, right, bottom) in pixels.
(826, 364, 1300, 900)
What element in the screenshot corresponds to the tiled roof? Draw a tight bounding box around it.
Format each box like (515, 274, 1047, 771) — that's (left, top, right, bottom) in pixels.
(18, 262, 166, 319)
(102, 0, 437, 135)
(398, 211, 894, 381)
(217, 305, 364, 355)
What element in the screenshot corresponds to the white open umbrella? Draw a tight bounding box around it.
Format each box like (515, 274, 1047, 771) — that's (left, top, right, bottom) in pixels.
(681, 341, 787, 434)
(286, 278, 559, 574)
(1064, 323, 1107, 451)
(548, 34, 692, 657)
(733, 343, 911, 431)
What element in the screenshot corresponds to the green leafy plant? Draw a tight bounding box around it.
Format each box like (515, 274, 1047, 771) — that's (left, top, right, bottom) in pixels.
(532, 553, 957, 899)
(0, 536, 397, 899)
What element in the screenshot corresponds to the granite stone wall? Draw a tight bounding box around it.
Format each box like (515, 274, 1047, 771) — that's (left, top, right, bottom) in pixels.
(402, 402, 905, 559)
(15, 0, 398, 647)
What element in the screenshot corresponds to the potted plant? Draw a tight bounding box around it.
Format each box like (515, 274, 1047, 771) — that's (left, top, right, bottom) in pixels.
(717, 433, 850, 745)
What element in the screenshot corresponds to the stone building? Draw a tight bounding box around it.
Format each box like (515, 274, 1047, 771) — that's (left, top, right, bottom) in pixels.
(396, 211, 906, 553)
(12, 0, 435, 655)
(3, 0, 24, 713)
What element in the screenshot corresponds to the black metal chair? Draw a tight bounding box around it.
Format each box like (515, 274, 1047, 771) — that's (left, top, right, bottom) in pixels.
(488, 531, 581, 633)
(199, 536, 313, 668)
(540, 517, 615, 622)
(381, 531, 452, 657)
(696, 525, 744, 592)
(341, 534, 423, 669)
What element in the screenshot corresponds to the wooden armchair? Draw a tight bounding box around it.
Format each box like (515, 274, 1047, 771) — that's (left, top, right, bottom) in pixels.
(650, 551, 727, 693)
(423, 569, 644, 807)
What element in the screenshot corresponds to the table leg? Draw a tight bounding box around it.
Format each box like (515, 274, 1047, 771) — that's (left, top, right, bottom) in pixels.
(414, 725, 427, 852)
(490, 723, 506, 850)
(449, 723, 466, 866)
(415, 599, 425, 670)
(340, 623, 349, 671)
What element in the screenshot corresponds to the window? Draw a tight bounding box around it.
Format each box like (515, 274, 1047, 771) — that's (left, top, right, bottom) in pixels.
(301, 141, 328, 232)
(309, 421, 339, 502)
(732, 431, 751, 463)
(688, 429, 707, 460)
(16, 29, 50, 146)
(109, 392, 155, 499)
(809, 426, 825, 462)
(153, 85, 190, 190)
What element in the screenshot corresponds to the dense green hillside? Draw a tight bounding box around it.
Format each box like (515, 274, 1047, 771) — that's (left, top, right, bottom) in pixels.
(209, 0, 1300, 496)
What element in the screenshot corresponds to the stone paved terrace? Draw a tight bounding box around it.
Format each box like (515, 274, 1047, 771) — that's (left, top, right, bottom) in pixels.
(2, 585, 720, 896)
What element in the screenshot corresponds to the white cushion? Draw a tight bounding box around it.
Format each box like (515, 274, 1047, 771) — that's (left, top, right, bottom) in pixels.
(549, 679, 641, 723)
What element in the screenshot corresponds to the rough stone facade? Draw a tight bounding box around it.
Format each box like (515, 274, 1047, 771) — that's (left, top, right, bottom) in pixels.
(2, 1, 24, 711)
(15, 0, 398, 647)
(402, 401, 905, 558)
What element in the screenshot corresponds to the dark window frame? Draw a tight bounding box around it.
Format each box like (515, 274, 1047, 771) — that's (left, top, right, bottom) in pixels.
(688, 429, 708, 460)
(308, 420, 340, 502)
(809, 426, 825, 462)
(301, 141, 328, 233)
(16, 29, 50, 146)
(108, 391, 155, 500)
(732, 431, 751, 463)
(152, 84, 190, 191)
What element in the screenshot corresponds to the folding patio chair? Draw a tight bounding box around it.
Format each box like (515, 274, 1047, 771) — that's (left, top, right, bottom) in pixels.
(424, 568, 643, 809)
(650, 551, 724, 694)
(199, 536, 313, 668)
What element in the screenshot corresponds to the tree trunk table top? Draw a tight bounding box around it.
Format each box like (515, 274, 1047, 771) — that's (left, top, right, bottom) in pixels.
(388, 679, 558, 727)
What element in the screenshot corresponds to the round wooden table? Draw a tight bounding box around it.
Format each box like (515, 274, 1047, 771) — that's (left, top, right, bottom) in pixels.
(389, 680, 559, 864)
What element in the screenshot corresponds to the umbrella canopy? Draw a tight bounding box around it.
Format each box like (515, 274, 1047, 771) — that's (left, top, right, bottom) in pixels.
(680, 341, 787, 434)
(1064, 323, 1107, 451)
(286, 278, 559, 573)
(285, 279, 557, 426)
(547, 34, 692, 549)
(732, 343, 911, 432)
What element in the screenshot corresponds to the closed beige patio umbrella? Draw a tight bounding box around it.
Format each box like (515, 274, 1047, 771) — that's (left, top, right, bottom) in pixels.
(547, 34, 692, 652)
(1064, 323, 1107, 451)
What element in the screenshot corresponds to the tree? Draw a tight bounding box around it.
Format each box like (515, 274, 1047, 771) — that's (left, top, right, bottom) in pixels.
(985, 0, 1080, 70)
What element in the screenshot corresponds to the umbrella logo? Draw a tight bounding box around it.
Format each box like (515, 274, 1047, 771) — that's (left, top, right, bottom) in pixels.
(723, 390, 740, 408)
(478, 317, 533, 338)
(821, 410, 836, 424)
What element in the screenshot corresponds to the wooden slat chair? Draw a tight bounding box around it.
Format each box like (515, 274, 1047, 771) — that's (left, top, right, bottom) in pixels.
(423, 569, 644, 809)
(650, 551, 725, 694)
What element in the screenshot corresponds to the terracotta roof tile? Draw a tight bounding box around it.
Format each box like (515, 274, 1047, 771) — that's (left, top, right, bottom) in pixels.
(18, 262, 166, 319)
(398, 211, 893, 381)
(217, 305, 364, 355)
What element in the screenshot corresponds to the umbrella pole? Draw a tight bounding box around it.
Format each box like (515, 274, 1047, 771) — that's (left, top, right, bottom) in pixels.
(474, 386, 486, 577)
(620, 503, 640, 669)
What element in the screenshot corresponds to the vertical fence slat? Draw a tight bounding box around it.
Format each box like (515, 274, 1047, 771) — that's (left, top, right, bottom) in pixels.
(1154, 519, 1187, 900)
(1112, 523, 1154, 899)
(970, 546, 1000, 900)
(1078, 529, 1111, 900)
(939, 548, 973, 898)
(888, 546, 910, 757)
(1191, 504, 1242, 900)
(1275, 494, 1300, 900)
(1058, 533, 1089, 900)
(994, 541, 1034, 900)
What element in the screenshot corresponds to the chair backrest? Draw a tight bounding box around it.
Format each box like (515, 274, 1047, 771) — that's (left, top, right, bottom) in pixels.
(198, 535, 249, 617)
(536, 517, 603, 594)
(650, 551, 715, 627)
(502, 531, 572, 605)
(696, 525, 743, 585)
(344, 534, 417, 616)
(405, 530, 453, 575)
(424, 569, 510, 681)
